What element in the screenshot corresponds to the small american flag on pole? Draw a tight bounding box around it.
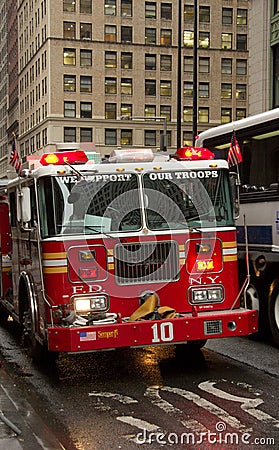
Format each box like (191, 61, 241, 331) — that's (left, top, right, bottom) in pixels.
(10, 137, 22, 174)
(227, 130, 242, 167)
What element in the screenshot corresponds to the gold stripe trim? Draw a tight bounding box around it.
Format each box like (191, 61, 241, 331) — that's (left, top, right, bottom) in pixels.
(107, 249, 114, 256)
(43, 252, 67, 259)
(43, 267, 68, 274)
(222, 241, 237, 249)
(224, 255, 238, 262)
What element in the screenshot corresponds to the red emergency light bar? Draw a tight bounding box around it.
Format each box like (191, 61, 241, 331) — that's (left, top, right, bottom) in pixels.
(40, 150, 88, 166)
(175, 146, 214, 161)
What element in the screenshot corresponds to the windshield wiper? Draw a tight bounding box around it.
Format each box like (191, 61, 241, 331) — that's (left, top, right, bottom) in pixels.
(84, 226, 122, 243)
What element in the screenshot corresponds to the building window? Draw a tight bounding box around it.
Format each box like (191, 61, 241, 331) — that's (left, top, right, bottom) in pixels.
(80, 76, 92, 92)
(198, 107, 209, 123)
(64, 101, 76, 117)
(236, 84, 246, 100)
(105, 0, 116, 16)
(80, 0, 92, 14)
(184, 82, 193, 97)
(237, 9, 247, 25)
(221, 58, 232, 75)
(182, 132, 192, 147)
(199, 6, 210, 23)
(121, 0, 132, 17)
(222, 8, 233, 25)
(63, 0, 75, 12)
(199, 32, 209, 48)
(64, 127, 76, 142)
(80, 23, 92, 40)
(105, 129, 117, 145)
(199, 57, 210, 73)
(105, 103, 116, 119)
(274, 44, 279, 107)
(145, 54, 156, 70)
(121, 104, 132, 117)
(161, 3, 172, 20)
(199, 82, 209, 98)
(80, 128, 93, 142)
(160, 105, 171, 121)
(145, 105, 156, 117)
(121, 78, 132, 95)
(184, 5, 194, 22)
(236, 109, 246, 120)
(121, 129, 132, 145)
(105, 77, 117, 94)
(145, 2, 156, 19)
(80, 50, 92, 66)
(145, 28, 156, 45)
(160, 29, 172, 46)
(121, 26, 132, 43)
(145, 130, 156, 147)
(42, 129, 47, 146)
(145, 80, 156, 95)
(64, 75, 76, 92)
(184, 30, 194, 47)
(183, 107, 193, 122)
(80, 102, 92, 118)
(121, 52, 132, 69)
(222, 33, 232, 50)
(236, 59, 247, 75)
(105, 25, 117, 42)
(184, 56, 193, 72)
(105, 51, 117, 68)
(221, 83, 232, 99)
(160, 81, 171, 96)
(237, 34, 247, 51)
(221, 108, 232, 124)
(63, 22, 76, 39)
(160, 54, 172, 71)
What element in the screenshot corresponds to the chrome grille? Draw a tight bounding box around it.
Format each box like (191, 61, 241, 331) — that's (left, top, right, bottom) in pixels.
(204, 320, 223, 335)
(115, 241, 179, 285)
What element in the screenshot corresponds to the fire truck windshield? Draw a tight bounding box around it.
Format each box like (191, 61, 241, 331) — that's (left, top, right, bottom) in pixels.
(37, 169, 233, 238)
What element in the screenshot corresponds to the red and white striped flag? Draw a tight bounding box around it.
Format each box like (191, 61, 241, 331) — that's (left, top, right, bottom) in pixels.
(10, 138, 22, 174)
(227, 130, 242, 167)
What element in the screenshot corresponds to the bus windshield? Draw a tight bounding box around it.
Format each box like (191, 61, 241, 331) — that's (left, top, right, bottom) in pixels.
(37, 169, 234, 238)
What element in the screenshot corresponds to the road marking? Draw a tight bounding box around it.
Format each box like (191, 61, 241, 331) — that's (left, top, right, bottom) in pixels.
(117, 416, 160, 432)
(145, 386, 208, 433)
(88, 391, 137, 404)
(162, 386, 251, 432)
(199, 381, 279, 429)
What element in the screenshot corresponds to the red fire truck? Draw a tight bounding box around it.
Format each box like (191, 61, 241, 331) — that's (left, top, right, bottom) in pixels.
(0, 146, 257, 357)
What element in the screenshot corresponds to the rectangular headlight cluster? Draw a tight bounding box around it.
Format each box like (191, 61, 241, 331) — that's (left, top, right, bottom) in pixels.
(74, 295, 108, 314)
(191, 287, 223, 304)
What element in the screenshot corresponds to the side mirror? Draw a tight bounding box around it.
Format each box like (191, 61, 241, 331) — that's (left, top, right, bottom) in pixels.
(17, 187, 31, 227)
(229, 172, 240, 220)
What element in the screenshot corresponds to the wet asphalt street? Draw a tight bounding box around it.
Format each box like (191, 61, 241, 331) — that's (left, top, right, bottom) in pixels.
(0, 320, 278, 450)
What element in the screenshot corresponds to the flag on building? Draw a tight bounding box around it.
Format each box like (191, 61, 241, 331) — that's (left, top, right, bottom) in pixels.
(9, 138, 22, 174)
(227, 130, 242, 167)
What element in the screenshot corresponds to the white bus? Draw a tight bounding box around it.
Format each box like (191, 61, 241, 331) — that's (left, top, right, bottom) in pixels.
(196, 108, 279, 347)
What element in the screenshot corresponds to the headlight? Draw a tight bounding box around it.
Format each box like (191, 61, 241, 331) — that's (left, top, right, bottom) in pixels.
(74, 295, 108, 314)
(192, 290, 208, 302)
(208, 288, 223, 301)
(191, 286, 223, 304)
